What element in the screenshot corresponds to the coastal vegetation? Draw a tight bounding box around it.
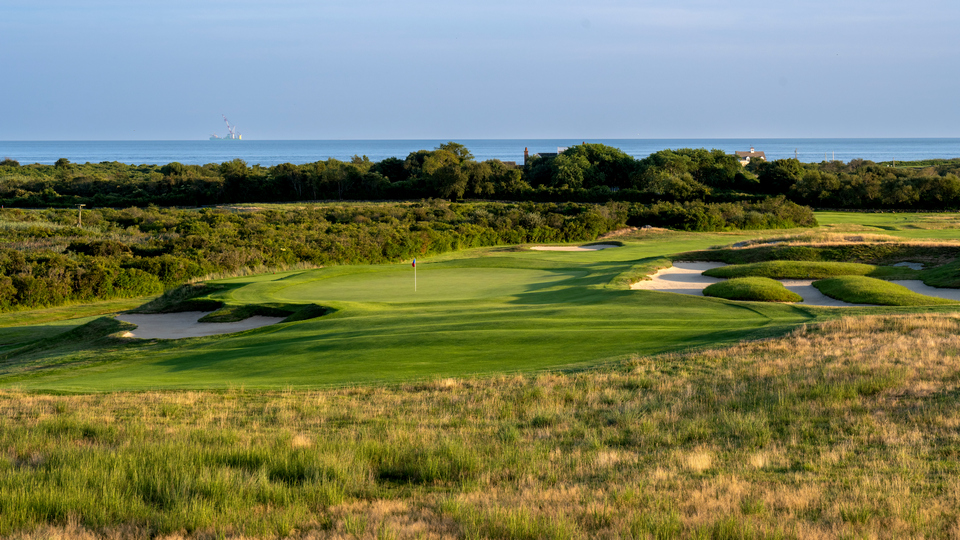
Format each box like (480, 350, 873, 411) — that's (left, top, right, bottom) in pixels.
(2, 143, 959, 209)
(0, 198, 811, 313)
(701, 260, 919, 280)
(4, 313, 960, 538)
(2, 146, 960, 539)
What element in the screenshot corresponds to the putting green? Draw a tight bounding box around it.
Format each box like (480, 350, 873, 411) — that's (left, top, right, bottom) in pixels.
(14, 221, 960, 392)
(239, 266, 586, 304)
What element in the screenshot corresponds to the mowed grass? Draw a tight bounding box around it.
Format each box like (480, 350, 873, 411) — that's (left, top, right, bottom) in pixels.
(703, 277, 803, 303)
(5, 216, 960, 392)
(4, 314, 960, 538)
(1, 236, 822, 392)
(814, 276, 958, 306)
(815, 211, 960, 240)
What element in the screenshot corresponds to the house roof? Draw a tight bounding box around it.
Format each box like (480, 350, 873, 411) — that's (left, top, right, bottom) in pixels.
(735, 150, 766, 159)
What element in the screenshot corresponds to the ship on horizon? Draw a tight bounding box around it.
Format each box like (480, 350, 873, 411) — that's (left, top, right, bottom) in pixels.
(210, 115, 242, 140)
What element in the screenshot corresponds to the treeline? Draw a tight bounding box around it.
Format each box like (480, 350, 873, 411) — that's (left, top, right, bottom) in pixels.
(0, 198, 813, 311)
(3, 144, 957, 210)
(777, 158, 960, 209)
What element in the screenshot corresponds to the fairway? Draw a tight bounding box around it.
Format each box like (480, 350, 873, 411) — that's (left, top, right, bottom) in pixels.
(0, 233, 820, 392)
(5, 218, 960, 392)
(249, 266, 587, 303)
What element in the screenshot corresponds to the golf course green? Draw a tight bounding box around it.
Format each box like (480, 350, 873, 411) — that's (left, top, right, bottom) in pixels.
(5, 213, 960, 393)
(1, 232, 819, 392)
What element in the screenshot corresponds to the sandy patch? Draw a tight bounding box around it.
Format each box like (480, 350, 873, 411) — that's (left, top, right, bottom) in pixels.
(630, 262, 727, 295)
(116, 312, 285, 340)
(890, 280, 960, 302)
(530, 244, 621, 251)
(631, 262, 873, 307)
(778, 280, 873, 307)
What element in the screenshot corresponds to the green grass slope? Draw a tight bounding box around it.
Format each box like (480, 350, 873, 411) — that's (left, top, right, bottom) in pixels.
(703, 277, 803, 303)
(813, 276, 958, 306)
(0, 238, 819, 392)
(702, 260, 919, 280)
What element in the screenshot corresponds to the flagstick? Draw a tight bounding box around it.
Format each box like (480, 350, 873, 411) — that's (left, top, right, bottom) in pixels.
(415, 263, 417, 291)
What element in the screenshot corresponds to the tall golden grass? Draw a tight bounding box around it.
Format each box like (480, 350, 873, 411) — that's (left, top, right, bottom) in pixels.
(3, 313, 960, 538)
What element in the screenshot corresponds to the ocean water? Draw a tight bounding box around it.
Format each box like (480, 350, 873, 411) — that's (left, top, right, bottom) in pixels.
(1, 139, 958, 167)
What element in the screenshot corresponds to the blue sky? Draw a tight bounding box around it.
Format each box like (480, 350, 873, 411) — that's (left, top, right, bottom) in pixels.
(3, 0, 958, 140)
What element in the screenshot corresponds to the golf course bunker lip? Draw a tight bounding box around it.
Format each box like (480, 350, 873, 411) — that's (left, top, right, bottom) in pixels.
(530, 244, 621, 251)
(889, 280, 960, 302)
(115, 312, 286, 340)
(778, 280, 877, 307)
(631, 262, 876, 307)
(630, 261, 727, 295)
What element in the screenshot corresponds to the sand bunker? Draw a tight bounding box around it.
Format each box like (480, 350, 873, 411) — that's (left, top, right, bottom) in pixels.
(631, 262, 867, 307)
(778, 280, 869, 307)
(116, 312, 286, 340)
(530, 244, 621, 251)
(630, 262, 727, 295)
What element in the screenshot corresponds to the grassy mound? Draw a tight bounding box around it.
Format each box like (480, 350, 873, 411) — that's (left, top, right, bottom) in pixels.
(921, 259, 960, 288)
(813, 276, 957, 306)
(702, 260, 918, 280)
(130, 283, 224, 313)
(198, 303, 330, 323)
(703, 277, 803, 303)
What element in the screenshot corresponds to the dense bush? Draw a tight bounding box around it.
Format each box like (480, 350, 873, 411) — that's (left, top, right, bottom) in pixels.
(2, 143, 959, 209)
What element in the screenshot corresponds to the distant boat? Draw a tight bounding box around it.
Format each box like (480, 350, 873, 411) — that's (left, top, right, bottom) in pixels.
(210, 115, 242, 141)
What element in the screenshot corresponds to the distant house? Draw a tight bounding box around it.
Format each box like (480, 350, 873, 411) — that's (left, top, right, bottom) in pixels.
(523, 147, 569, 166)
(735, 147, 766, 166)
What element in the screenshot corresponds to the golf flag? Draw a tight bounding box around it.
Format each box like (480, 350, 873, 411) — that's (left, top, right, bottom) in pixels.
(412, 258, 416, 267)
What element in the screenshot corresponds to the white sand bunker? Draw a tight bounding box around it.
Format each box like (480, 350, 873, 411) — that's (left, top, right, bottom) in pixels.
(631, 262, 865, 307)
(631, 262, 727, 295)
(116, 312, 285, 340)
(531, 244, 621, 251)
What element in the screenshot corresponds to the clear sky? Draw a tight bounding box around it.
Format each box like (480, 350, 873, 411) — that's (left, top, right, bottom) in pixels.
(3, 0, 958, 140)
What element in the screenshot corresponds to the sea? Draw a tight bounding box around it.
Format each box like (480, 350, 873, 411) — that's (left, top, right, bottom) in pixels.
(1, 139, 958, 167)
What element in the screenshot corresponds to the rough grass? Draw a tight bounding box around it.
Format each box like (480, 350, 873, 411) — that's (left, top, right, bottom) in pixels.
(921, 259, 960, 288)
(702, 260, 919, 280)
(684, 242, 960, 266)
(197, 303, 330, 323)
(814, 276, 958, 306)
(4, 314, 960, 538)
(130, 283, 224, 314)
(703, 277, 803, 302)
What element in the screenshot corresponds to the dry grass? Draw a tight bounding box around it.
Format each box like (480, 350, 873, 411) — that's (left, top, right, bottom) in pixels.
(3, 313, 960, 538)
(715, 230, 960, 249)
